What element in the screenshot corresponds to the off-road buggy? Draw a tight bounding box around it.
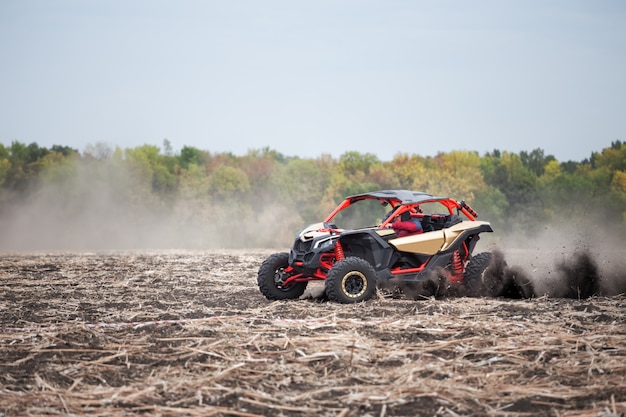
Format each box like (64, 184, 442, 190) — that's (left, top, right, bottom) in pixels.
(257, 190, 498, 303)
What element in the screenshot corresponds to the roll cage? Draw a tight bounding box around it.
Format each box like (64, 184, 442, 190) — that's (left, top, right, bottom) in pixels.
(323, 190, 479, 229)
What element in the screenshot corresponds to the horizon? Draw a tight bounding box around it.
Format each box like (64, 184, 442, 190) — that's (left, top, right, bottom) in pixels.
(1, 137, 616, 164)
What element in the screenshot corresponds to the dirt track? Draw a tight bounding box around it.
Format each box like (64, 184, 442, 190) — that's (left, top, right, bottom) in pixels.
(1, 250, 625, 417)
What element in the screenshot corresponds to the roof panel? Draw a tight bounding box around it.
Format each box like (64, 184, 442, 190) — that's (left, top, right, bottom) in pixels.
(347, 189, 447, 204)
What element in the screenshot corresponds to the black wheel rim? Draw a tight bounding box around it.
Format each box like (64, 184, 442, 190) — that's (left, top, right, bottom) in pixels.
(274, 268, 292, 291)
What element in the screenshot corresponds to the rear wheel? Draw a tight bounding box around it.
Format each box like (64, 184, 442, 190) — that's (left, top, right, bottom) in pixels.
(463, 251, 535, 298)
(257, 252, 307, 300)
(325, 257, 377, 303)
(463, 252, 494, 296)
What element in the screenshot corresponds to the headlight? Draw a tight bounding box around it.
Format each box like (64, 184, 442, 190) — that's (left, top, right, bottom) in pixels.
(314, 237, 337, 249)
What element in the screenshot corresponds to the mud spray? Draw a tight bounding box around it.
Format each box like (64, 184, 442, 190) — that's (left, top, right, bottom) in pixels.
(399, 222, 626, 300)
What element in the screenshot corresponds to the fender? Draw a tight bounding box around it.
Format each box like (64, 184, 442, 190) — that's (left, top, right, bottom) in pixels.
(388, 221, 492, 255)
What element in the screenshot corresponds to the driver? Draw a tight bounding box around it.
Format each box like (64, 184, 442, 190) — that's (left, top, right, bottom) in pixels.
(391, 211, 423, 237)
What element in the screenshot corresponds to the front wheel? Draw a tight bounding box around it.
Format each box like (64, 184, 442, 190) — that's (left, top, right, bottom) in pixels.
(325, 257, 378, 303)
(257, 252, 307, 300)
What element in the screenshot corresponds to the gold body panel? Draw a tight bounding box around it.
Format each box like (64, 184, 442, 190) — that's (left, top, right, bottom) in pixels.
(387, 221, 491, 255)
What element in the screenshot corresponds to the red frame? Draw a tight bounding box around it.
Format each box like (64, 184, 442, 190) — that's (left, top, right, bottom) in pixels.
(324, 196, 477, 227)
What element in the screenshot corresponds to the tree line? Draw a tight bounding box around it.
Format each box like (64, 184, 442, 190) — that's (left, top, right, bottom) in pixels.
(0, 139, 624, 248)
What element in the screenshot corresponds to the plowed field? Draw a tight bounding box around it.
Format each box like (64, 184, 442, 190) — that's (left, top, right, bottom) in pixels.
(1, 250, 625, 417)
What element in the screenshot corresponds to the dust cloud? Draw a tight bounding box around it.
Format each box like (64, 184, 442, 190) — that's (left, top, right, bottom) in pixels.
(0, 163, 298, 251)
(0, 195, 297, 251)
(1, 170, 625, 299)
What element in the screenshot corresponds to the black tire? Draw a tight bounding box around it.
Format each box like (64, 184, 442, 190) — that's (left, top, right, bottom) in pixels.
(463, 252, 494, 297)
(325, 257, 378, 304)
(257, 252, 307, 300)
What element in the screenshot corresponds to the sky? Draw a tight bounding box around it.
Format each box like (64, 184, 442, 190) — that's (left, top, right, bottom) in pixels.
(1, 1, 625, 163)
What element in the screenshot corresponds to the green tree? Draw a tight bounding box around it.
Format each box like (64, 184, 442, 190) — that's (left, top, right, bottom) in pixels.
(472, 185, 509, 227)
(0, 144, 9, 187)
(269, 157, 336, 223)
(209, 165, 250, 196)
(481, 151, 541, 233)
(339, 151, 380, 177)
(125, 144, 177, 196)
(179, 146, 205, 169)
(386, 153, 427, 189)
(592, 140, 626, 171)
(611, 170, 626, 224)
(39, 149, 79, 184)
(240, 148, 281, 194)
(421, 151, 485, 201)
(520, 148, 556, 176)
(51, 145, 78, 156)
(368, 163, 400, 190)
(5, 141, 50, 190)
(482, 151, 538, 206)
(538, 160, 590, 219)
